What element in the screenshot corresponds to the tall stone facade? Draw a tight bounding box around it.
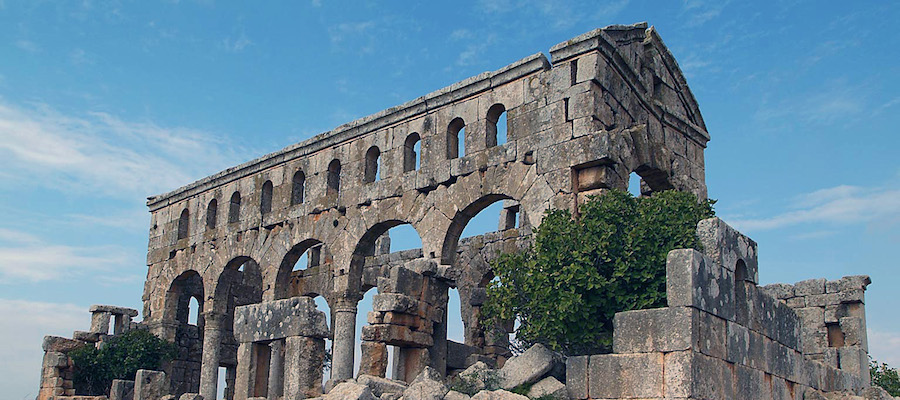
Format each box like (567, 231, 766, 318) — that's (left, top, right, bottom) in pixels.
(35, 23, 882, 400)
(140, 22, 707, 399)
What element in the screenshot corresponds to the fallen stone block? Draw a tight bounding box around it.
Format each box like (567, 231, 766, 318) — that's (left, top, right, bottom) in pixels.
(177, 393, 202, 400)
(527, 376, 567, 399)
(134, 369, 169, 400)
(470, 389, 529, 400)
(498, 343, 561, 390)
(444, 390, 472, 400)
(323, 381, 377, 400)
(403, 366, 448, 400)
(109, 379, 135, 400)
(357, 374, 407, 397)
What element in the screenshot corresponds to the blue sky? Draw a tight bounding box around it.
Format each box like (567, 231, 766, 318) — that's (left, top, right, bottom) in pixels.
(1, 1, 899, 399)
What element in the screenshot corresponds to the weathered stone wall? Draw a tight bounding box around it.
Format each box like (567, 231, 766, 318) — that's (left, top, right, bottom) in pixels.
(37, 305, 140, 400)
(565, 218, 869, 400)
(763, 275, 871, 385)
(140, 22, 710, 398)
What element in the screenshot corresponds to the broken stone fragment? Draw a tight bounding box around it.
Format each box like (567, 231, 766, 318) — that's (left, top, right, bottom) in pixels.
(403, 366, 449, 400)
(498, 344, 561, 390)
(357, 374, 407, 397)
(323, 381, 377, 400)
(526, 376, 567, 399)
(470, 389, 529, 400)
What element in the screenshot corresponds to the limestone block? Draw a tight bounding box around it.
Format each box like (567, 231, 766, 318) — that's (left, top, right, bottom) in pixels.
(177, 394, 202, 400)
(358, 341, 388, 377)
(666, 249, 735, 321)
(372, 293, 420, 314)
(470, 390, 528, 400)
(323, 381, 377, 400)
(377, 266, 425, 296)
(526, 376, 566, 399)
(826, 275, 871, 294)
(663, 351, 734, 399)
(696, 217, 759, 282)
(361, 324, 433, 347)
(565, 355, 588, 399)
(840, 316, 867, 349)
(612, 306, 693, 353)
(453, 361, 496, 393)
(42, 336, 83, 353)
(90, 304, 139, 317)
(110, 379, 135, 400)
(795, 278, 827, 297)
(838, 346, 869, 384)
(734, 364, 768, 400)
(233, 297, 329, 342)
(73, 331, 103, 342)
(589, 352, 664, 399)
(134, 370, 169, 400)
(444, 390, 472, 400)
(357, 374, 407, 397)
(762, 283, 795, 300)
(498, 344, 561, 390)
(726, 321, 750, 365)
(446, 340, 478, 370)
(403, 366, 449, 400)
(43, 351, 69, 369)
(284, 336, 325, 399)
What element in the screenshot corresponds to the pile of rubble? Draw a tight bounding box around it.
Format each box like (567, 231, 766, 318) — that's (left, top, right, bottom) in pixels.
(317, 344, 566, 400)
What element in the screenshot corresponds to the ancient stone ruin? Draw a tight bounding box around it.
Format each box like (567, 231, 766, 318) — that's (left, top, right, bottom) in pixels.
(37, 23, 892, 400)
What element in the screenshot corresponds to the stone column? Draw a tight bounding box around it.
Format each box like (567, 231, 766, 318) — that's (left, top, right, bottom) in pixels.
(430, 304, 448, 376)
(234, 342, 255, 400)
(90, 312, 111, 334)
(267, 340, 284, 398)
(198, 312, 222, 400)
(330, 299, 358, 381)
(358, 341, 388, 377)
(284, 336, 325, 399)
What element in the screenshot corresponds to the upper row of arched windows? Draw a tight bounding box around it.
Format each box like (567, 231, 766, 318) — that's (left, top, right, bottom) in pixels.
(175, 105, 508, 238)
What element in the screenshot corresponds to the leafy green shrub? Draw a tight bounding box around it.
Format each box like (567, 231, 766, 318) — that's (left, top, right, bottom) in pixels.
(69, 329, 177, 395)
(871, 358, 900, 396)
(483, 189, 714, 356)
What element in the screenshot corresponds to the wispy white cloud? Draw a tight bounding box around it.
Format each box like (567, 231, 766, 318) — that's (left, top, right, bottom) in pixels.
(682, 0, 732, 26)
(0, 228, 131, 282)
(69, 48, 95, 65)
(0, 100, 243, 198)
(455, 34, 497, 67)
(15, 39, 41, 53)
(449, 29, 473, 42)
(223, 31, 253, 53)
(329, 21, 375, 44)
(729, 185, 900, 232)
(869, 329, 900, 366)
(65, 208, 150, 231)
(311, 0, 322, 7)
(754, 81, 868, 127)
(0, 299, 87, 400)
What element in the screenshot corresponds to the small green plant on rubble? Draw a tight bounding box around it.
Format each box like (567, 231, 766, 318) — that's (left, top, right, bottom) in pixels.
(870, 357, 900, 396)
(448, 368, 500, 395)
(69, 328, 177, 396)
(483, 189, 715, 356)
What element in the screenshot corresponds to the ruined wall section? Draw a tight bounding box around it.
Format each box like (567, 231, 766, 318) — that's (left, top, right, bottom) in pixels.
(565, 218, 868, 400)
(762, 275, 871, 385)
(140, 22, 710, 394)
